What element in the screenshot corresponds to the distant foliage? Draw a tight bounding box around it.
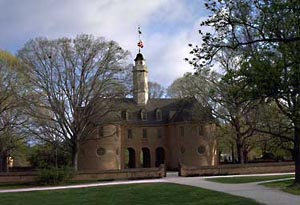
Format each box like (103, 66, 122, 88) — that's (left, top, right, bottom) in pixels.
(28, 143, 71, 169)
(148, 81, 165, 99)
(37, 166, 73, 185)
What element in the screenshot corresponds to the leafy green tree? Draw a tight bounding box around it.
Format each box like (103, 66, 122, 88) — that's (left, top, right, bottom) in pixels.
(181, 50, 262, 163)
(0, 50, 28, 172)
(189, 0, 300, 183)
(167, 70, 217, 105)
(213, 52, 265, 163)
(254, 102, 294, 160)
(29, 142, 71, 169)
(18, 35, 130, 171)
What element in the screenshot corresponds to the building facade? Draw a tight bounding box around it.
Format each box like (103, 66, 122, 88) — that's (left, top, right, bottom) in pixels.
(78, 53, 218, 171)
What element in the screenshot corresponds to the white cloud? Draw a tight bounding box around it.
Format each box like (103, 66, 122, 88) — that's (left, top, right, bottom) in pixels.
(144, 17, 207, 87)
(0, 0, 208, 87)
(0, 0, 169, 47)
(143, 31, 192, 87)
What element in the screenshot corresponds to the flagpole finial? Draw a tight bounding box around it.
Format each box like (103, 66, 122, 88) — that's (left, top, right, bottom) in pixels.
(137, 25, 143, 53)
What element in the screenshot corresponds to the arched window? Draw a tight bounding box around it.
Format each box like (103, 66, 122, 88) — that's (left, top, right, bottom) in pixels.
(121, 110, 129, 121)
(126, 148, 136, 168)
(155, 147, 165, 167)
(140, 109, 147, 121)
(156, 109, 162, 121)
(141, 147, 151, 168)
(121, 110, 133, 121)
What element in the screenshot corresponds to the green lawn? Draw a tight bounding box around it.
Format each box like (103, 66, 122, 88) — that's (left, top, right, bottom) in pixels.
(0, 183, 33, 190)
(0, 183, 262, 205)
(206, 174, 294, 184)
(262, 179, 300, 195)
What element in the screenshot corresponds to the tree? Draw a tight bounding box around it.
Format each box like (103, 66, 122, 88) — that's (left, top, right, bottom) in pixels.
(148, 81, 165, 99)
(18, 35, 130, 171)
(0, 50, 28, 172)
(189, 0, 300, 183)
(181, 50, 262, 163)
(167, 73, 195, 98)
(254, 102, 294, 160)
(167, 71, 214, 103)
(28, 142, 71, 169)
(215, 52, 264, 164)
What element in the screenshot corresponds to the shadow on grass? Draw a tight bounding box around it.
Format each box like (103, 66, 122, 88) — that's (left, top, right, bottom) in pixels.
(262, 179, 300, 195)
(0, 179, 115, 190)
(206, 175, 294, 184)
(0, 183, 262, 205)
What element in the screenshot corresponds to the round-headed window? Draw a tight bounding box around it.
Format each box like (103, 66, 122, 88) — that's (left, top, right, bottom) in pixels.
(197, 146, 206, 154)
(121, 110, 128, 120)
(140, 109, 147, 121)
(96, 147, 106, 156)
(156, 109, 162, 121)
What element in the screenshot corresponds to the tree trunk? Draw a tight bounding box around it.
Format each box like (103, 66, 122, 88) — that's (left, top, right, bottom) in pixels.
(236, 134, 244, 164)
(0, 154, 3, 172)
(0, 153, 8, 172)
(231, 143, 235, 163)
(243, 149, 248, 163)
(71, 142, 79, 172)
(294, 125, 300, 184)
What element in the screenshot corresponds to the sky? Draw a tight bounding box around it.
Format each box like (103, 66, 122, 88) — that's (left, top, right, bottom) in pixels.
(0, 0, 210, 87)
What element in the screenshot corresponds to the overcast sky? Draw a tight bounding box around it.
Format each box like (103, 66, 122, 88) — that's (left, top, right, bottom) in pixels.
(0, 0, 209, 87)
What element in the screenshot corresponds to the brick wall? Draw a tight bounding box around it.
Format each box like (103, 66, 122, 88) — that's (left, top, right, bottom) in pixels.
(180, 162, 295, 177)
(0, 165, 166, 184)
(73, 166, 165, 181)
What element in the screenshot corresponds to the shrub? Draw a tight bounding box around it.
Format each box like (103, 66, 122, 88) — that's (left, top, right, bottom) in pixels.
(37, 166, 73, 185)
(29, 144, 71, 169)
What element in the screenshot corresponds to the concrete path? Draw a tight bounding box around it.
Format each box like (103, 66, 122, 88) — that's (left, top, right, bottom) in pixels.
(0, 172, 299, 205)
(165, 172, 300, 205)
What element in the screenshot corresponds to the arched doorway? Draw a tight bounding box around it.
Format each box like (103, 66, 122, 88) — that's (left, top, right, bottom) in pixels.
(141, 147, 151, 168)
(155, 147, 165, 167)
(126, 148, 136, 168)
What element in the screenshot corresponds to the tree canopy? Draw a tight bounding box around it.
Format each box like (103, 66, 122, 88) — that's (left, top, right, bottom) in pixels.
(189, 0, 300, 183)
(18, 35, 130, 170)
(0, 50, 28, 172)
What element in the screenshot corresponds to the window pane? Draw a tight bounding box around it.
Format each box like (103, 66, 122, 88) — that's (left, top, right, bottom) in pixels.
(156, 109, 162, 121)
(143, 128, 147, 138)
(180, 126, 184, 137)
(157, 128, 162, 138)
(199, 126, 203, 136)
(99, 126, 104, 137)
(141, 110, 147, 121)
(128, 129, 132, 139)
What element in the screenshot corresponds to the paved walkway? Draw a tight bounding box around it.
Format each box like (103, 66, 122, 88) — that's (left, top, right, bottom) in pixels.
(0, 172, 299, 205)
(166, 172, 300, 205)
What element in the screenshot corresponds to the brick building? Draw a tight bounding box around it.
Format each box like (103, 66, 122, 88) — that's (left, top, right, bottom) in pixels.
(78, 52, 218, 171)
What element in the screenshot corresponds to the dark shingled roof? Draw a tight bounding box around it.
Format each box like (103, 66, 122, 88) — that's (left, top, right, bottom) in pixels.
(108, 97, 214, 125)
(134, 53, 144, 61)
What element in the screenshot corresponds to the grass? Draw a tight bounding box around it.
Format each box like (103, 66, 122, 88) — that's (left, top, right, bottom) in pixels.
(0, 183, 33, 190)
(262, 179, 300, 195)
(206, 174, 294, 184)
(0, 183, 262, 205)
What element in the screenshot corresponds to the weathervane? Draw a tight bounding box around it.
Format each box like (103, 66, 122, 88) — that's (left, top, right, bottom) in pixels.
(137, 26, 144, 53)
